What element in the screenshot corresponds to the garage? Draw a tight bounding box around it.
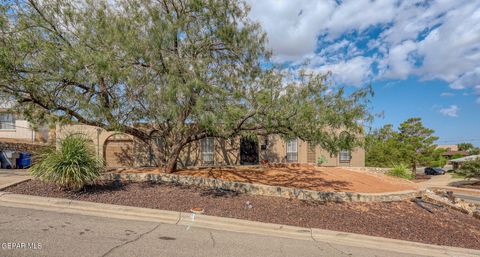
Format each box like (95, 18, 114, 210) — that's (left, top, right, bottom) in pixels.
(103, 134, 134, 167)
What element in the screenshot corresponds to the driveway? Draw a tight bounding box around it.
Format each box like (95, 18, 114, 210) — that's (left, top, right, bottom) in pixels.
(0, 169, 31, 190)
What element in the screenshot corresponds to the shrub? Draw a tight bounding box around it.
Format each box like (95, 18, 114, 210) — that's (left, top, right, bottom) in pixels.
(457, 158, 480, 179)
(30, 134, 103, 190)
(316, 155, 327, 166)
(387, 164, 413, 179)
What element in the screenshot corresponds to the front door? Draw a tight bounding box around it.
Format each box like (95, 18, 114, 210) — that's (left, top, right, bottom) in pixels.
(240, 137, 259, 165)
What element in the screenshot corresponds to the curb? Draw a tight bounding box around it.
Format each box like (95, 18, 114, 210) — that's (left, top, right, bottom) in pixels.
(0, 193, 478, 257)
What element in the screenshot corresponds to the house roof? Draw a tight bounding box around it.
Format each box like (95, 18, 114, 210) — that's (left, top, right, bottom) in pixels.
(449, 155, 480, 163)
(442, 150, 469, 156)
(437, 144, 458, 151)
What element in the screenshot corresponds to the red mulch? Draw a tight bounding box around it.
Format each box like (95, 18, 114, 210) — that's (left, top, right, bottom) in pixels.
(4, 179, 480, 250)
(114, 166, 418, 193)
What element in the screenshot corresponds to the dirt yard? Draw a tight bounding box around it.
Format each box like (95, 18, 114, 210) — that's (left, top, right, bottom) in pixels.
(4, 180, 480, 250)
(113, 165, 418, 193)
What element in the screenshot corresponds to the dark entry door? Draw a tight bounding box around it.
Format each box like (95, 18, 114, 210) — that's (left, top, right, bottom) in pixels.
(240, 137, 259, 165)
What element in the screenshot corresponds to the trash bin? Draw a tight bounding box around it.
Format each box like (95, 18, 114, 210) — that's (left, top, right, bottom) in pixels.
(16, 152, 32, 169)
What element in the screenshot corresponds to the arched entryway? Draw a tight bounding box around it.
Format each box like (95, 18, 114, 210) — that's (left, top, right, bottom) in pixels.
(103, 133, 134, 167)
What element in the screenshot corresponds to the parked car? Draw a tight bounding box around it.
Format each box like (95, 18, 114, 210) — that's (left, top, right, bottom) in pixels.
(424, 167, 446, 175)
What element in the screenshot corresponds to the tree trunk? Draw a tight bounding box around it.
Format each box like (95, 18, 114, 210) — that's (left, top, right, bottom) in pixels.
(163, 145, 183, 173)
(411, 162, 416, 179)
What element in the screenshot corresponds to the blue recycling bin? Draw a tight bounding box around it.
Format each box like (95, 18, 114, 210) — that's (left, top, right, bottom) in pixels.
(16, 153, 32, 169)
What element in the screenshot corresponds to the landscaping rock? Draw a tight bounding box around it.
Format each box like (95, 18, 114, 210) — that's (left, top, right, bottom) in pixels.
(102, 172, 422, 203)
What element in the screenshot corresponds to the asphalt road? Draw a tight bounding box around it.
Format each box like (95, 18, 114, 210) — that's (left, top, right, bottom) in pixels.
(454, 193, 480, 205)
(0, 206, 424, 257)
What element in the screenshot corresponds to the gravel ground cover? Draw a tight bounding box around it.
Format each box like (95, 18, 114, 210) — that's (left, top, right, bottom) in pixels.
(114, 166, 418, 193)
(4, 179, 480, 250)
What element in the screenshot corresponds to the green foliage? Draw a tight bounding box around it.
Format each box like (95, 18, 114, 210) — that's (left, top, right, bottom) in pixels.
(457, 158, 480, 179)
(457, 143, 480, 155)
(427, 148, 447, 167)
(30, 135, 103, 190)
(365, 124, 403, 167)
(0, 0, 372, 172)
(387, 164, 413, 179)
(316, 155, 327, 166)
(366, 118, 439, 178)
(450, 153, 465, 159)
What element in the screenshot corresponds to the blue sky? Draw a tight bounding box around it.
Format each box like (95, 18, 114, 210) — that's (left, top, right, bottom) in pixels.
(247, 0, 480, 146)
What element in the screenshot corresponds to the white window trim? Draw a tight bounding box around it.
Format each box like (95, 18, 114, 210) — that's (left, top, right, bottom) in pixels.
(0, 113, 15, 130)
(339, 150, 351, 162)
(201, 137, 215, 164)
(286, 139, 298, 162)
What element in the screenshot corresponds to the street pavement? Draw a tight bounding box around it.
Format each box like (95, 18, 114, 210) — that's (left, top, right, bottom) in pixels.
(0, 205, 424, 257)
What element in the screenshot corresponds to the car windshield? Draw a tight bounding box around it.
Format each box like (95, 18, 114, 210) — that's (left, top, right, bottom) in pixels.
(433, 168, 444, 172)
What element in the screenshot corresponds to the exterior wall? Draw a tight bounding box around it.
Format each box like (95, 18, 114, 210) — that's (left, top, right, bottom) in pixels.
(259, 134, 365, 167)
(56, 124, 150, 167)
(0, 119, 35, 142)
(58, 124, 365, 168)
(0, 109, 50, 143)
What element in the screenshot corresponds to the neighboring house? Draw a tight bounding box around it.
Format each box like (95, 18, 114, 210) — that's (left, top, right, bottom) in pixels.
(442, 150, 469, 159)
(437, 145, 459, 152)
(449, 155, 480, 170)
(0, 107, 50, 143)
(0, 104, 49, 143)
(57, 124, 365, 168)
(0, 102, 51, 168)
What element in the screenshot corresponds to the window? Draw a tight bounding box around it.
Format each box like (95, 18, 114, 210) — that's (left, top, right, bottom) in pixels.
(201, 137, 214, 164)
(0, 113, 15, 130)
(339, 150, 351, 162)
(286, 139, 298, 162)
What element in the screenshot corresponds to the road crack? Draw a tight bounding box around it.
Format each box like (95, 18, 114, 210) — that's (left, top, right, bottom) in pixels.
(209, 231, 216, 248)
(101, 223, 161, 257)
(309, 228, 352, 256)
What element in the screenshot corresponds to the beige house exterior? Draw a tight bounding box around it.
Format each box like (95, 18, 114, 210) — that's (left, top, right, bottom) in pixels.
(0, 106, 50, 143)
(57, 124, 365, 168)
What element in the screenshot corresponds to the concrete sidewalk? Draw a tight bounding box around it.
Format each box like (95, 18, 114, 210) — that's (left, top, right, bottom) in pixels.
(0, 169, 31, 190)
(0, 192, 478, 257)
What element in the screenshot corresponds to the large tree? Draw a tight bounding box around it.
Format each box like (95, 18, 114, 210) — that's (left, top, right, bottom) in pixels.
(0, 0, 372, 172)
(397, 118, 438, 178)
(365, 124, 403, 167)
(366, 119, 444, 173)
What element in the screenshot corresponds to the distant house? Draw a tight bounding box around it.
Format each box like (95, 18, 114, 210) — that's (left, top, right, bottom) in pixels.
(437, 144, 459, 152)
(437, 145, 470, 159)
(442, 150, 469, 160)
(0, 102, 50, 143)
(449, 155, 480, 170)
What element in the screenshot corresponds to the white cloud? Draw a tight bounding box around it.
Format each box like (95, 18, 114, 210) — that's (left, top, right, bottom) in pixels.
(440, 92, 455, 97)
(312, 56, 374, 86)
(439, 105, 460, 117)
(246, 0, 334, 62)
(246, 0, 480, 102)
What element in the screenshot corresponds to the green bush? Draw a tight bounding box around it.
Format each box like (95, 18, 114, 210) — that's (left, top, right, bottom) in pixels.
(457, 158, 480, 179)
(387, 164, 413, 179)
(316, 155, 327, 166)
(30, 134, 104, 190)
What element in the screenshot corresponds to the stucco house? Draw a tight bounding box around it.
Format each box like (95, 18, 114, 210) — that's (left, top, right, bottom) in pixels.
(0, 103, 50, 143)
(57, 124, 365, 168)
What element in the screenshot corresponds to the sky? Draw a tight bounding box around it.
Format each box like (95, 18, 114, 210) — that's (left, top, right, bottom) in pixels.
(246, 0, 480, 146)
